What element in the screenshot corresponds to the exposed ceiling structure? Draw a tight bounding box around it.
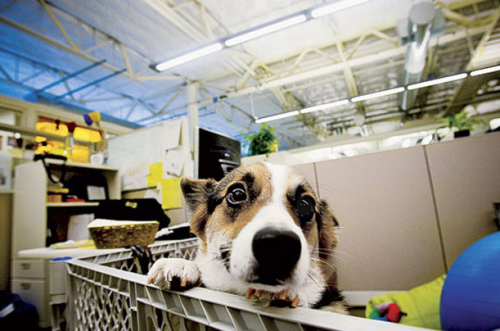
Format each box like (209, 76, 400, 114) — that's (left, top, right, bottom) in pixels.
(0, 0, 499, 150)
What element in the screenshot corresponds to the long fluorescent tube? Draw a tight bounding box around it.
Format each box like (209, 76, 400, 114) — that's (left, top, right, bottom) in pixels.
(470, 65, 500, 76)
(407, 73, 467, 90)
(311, 0, 371, 18)
(351, 87, 405, 102)
(225, 15, 307, 47)
(301, 99, 349, 114)
(253, 65, 500, 123)
(156, 43, 223, 71)
(255, 110, 299, 124)
(153, 1, 376, 71)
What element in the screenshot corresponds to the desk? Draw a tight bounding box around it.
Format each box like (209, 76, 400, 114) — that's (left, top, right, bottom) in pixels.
(14, 241, 183, 329)
(13, 246, 130, 328)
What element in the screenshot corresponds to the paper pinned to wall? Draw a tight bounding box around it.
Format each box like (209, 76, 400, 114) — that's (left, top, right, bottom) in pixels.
(161, 177, 183, 209)
(161, 119, 182, 151)
(164, 146, 189, 177)
(108, 118, 188, 191)
(147, 162, 163, 187)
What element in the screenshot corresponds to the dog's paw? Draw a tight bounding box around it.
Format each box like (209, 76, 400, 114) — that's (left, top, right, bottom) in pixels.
(147, 258, 201, 291)
(245, 288, 302, 308)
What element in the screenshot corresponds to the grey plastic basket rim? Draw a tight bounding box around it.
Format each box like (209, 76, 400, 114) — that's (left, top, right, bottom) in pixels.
(66, 251, 429, 331)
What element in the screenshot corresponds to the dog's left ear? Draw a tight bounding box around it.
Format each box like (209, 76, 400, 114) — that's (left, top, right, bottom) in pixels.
(181, 177, 217, 241)
(317, 199, 340, 279)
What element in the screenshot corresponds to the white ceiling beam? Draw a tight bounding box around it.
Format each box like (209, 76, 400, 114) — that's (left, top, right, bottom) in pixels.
(442, 8, 494, 27)
(119, 43, 134, 77)
(445, 6, 500, 113)
(157, 88, 183, 115)
(442, 0, 494, 10)
(199, 24, 490, 106)
(39, 0, 78, 51)
(368, 28, 399, 46)
(235, 60, 259, 90)
(346, 33, 368, 60)
(82, 39, 113, 54)
(200, 4, 214, 40)
(142, 0, 248, 77)
(468, 6, 500, 69)
(136, 75, 185, 81)
(11, 1, 188, 85)
(0, 15, 171, 83)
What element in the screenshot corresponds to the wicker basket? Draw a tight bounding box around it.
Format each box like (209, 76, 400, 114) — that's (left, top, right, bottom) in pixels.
(88, 221, 159, 249)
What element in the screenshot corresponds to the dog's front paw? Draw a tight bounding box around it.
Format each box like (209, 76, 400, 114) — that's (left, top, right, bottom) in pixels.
(147, 258, 201, 291)
(245, 288, 302, 308)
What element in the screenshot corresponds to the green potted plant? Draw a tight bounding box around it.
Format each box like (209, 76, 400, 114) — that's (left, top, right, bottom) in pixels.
(439, 109, 483, 138)
(244, 123, 278, 156)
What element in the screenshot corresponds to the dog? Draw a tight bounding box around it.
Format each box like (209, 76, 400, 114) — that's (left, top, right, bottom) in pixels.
(147, 162, 346, 313)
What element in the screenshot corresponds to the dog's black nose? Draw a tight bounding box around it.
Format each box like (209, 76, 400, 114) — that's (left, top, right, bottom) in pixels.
(252, 228, 301, 285)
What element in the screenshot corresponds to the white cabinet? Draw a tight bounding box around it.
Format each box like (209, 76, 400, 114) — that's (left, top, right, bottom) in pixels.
(11, 160, 120, 327)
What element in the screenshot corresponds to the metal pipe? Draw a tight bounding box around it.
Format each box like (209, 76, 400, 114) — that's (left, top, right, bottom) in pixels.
(400, 2, 436, 111)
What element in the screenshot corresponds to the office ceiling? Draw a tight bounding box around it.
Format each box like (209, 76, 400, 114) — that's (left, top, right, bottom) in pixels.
(0, 0, 499, 150)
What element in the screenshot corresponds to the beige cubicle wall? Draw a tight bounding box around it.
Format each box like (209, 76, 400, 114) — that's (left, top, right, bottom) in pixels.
(293, 163, 319, 194)
(295, 132, 500, 293)
(315, 146, 447, 291)
(425, 133, 500, 268)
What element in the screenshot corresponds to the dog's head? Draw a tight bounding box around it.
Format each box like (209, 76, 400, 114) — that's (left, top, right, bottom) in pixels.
(181, 162, 339, 295)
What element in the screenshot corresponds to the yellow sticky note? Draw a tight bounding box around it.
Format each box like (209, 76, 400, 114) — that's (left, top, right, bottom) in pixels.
(161, 177, 183, 209)
(147, 162, 163, 187)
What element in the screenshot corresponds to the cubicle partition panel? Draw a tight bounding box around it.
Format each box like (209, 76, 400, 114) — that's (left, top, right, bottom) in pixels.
(292, 133, 500, 303)
(314, 146, 447, 293)
(425, 133, 500, 268)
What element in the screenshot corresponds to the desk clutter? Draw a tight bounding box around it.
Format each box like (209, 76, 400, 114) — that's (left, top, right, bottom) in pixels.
(88, 219, 159, 249)
(46, 198, 175, 249)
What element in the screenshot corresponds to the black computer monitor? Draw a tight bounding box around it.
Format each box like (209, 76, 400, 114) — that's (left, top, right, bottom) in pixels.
(194, 127, 241, 181)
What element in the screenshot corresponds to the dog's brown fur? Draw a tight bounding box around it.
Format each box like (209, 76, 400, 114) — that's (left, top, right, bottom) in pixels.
(149, 162, 346, 312)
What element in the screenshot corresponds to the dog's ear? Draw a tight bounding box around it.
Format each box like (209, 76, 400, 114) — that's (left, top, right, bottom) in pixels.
(181, 177, 217, 241)
(317, 199, 340, 282)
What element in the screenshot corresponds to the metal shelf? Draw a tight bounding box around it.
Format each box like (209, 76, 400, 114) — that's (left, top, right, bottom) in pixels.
(46, 202, 99, 207)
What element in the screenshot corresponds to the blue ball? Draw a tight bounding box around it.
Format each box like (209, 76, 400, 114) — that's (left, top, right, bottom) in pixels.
(441, 232, 500, 331)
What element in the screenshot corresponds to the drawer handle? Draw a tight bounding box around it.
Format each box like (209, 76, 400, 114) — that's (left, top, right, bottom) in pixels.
(21, 283, 31, 290)
(21, 263, 31, 270)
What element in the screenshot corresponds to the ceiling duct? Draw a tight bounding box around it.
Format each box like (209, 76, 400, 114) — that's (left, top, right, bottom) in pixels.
(398, 2, 444, 111)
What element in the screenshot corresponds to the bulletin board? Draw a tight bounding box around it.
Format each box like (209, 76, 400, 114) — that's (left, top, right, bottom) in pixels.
(107, 117, 191, 192)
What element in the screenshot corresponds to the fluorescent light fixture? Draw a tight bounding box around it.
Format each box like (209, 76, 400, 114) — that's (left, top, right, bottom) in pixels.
(351, 87, 405, 102)
(156, 43, 223, 71)
(407, 73, 467, 90)
(255, 110, 300, 124)
(225, 15, 307, 47)
(470, 65, 500, 77)
(300, 99, 350, 114)
(311, 0, 371, 18)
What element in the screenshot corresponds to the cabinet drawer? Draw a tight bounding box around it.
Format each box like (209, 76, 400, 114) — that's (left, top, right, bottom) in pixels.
(11, 278, 48, 325)
(12, 259, 45, 278)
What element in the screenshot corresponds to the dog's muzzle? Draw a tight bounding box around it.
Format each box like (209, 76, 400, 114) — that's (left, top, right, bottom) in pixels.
(251, 227, 301, 285)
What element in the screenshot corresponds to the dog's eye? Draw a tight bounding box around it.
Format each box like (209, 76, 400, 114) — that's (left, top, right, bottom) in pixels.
(226, 185, 247, 206)
(297, 196, 315, 222)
